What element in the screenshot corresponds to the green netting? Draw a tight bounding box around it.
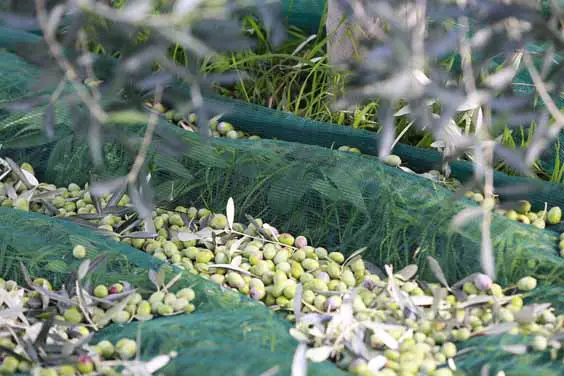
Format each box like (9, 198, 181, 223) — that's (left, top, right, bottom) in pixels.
(1, 74, 564, 289)
(1, 22, 564, 376)
(1, 207, 562, 376)
(0, 30, 563, 286)
(0, 207, 346, 376)
(282, 0, 326, 34)
(167, 89, 564, 214)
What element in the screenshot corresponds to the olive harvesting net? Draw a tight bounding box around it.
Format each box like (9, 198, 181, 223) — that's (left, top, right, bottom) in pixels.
(0, 18, 564, 376)
(0, 207, 346, 376)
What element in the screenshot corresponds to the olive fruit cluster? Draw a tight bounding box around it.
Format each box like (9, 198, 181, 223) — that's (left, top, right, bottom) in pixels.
(69, 282, 196, 327)
(337, 145, 362, 153)
(145, 101, 468, 185)
(466, 193, 563, 233)
(1, 275, 196, 328)
(293, 270, 563, 376)
(2, 160, 563, 375)
(146, 102, 259, 141)
(558, 233, 564, 257)
(136, 212, 365, 314)
(0, 276, 173, 375)
(0, 338, 139, 376)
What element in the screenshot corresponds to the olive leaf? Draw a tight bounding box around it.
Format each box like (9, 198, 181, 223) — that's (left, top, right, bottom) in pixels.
(260, 366, 281, 376)
(148, 269, 161, 291)
(77, 259, 91, 281)
(305, 345, 332, 363)
(156, 266, 167, 289)
(0, 158, 12, 181)
(514, 303, 551, 323)
(367, 355, 388, 373)
(62, 331, 94, 357)
(478, 322, 518, 336)
(4, 157, 33, 188)
(501, 344, 528, 355)
(121, 231, 158, 239)
(106, 185, 127, 208)
(116, 216, 142, 234)
(20, 169, 39, 187)
(94, 296, 130, 328)
(226, 196, 234, 230)
(229, 235, 247, 256)
(362, 322, 399, 350)
(208, 264, 255, 277)
(395, 264, 418, 281)
(164, 272, 184, 291)
(292, 343, 308, 376)
(294, 283, 303, 322)
(177, 227, 217, 241)
(426, 256, 450, 290)
(342, 247, 367, 270)
(4, 183, 17, 200)
(33, 313, 55, 348)
(145, 354, 173, 374)
(244, 214, 270, 239)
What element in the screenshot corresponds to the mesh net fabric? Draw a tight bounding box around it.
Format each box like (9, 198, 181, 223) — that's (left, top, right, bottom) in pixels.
(0, 207, 347, 376)
(1, 25, 564, 376)
(0, 30, 563, 286)
(0, 210, 562, 376)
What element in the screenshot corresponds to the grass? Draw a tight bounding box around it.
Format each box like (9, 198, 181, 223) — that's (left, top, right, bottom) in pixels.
(198, 17, 562, 180)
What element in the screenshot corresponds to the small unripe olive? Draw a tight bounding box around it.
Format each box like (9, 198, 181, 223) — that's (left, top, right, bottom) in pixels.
(72, 245, 87, 259)
(517, 276, 537, 291)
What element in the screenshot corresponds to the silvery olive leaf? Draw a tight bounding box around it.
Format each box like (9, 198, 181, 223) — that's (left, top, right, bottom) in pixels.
(292, 343, 308, 376)
(449, 207, 484, 231)
(457, 296, 493, 309)
(144, 354, 173, 374)
(289, 328, 310, 343)
(5, 183, 17, 200)
(395, 264, 418, 281)
(342, 247, 367, 269)
(294, 284, 303, 322)
(426, 256, 450, 290)
(514, 303, 552, 323)
(148, 269, 161, 291)
(177, 227, 220, 241)
(20, 169, 39, 187)
(305, 345, 332, 363)
(501, 344, 528, 355)
(361, 322, 399, 350)
(120, 231, 158, 239)
(367, 355, 387, 372)
(4, 157, 33, 188)
(207, 264, 254, 277)
(226, 197, 235, 230)
(260, 366, 281, 376)
(77, 260, 91, 281)
(478, 322, 518, 336)
(90, 176, 128, 197)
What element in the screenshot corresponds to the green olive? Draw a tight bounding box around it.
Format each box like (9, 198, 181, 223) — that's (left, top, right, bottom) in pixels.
(517, 276, 537, 291)
(116, 338, 137, 360)
(94, 284, 109, 298)
(63, 307, 83, 324)
(72, 244, 87, 259)
(111, 310, 131, 324)
(278, 233, 295, 246)
(547, 207, 562, 224)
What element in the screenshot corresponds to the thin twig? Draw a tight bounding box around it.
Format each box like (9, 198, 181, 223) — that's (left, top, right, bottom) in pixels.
(523, 53, 564, 132)
(35, 0, 108, 123)
(127, 86, 163, 185)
